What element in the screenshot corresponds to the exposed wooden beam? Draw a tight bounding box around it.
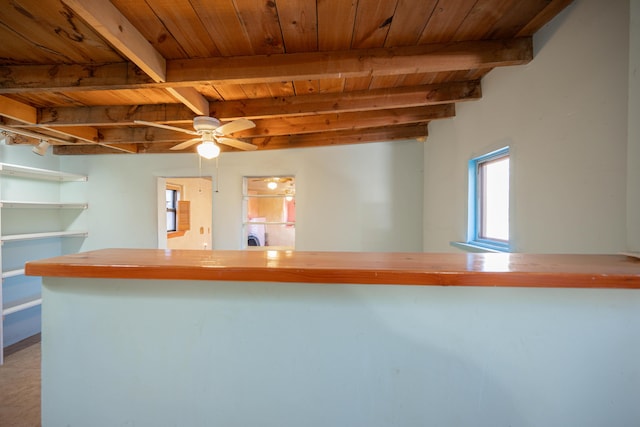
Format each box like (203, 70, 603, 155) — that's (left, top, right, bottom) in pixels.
(98, 127, 191, 144)
(0, 124, 74, 145)
(53, 144, 139, 155)
(171, 38, 531, 85)
(165, 87, 209, 116)
(0, 100, 137, 153)
(234, 105, 454, 137)
(0, 95, 37, 123)
(0, 63, 154, 93)
(96, 105, 453, 143)
(27, 82, 477, 127)
(46, 127, 138, 153)
(62, 0, 209, 116)
(62, 0, 167, 82)
(45, 143, 138, 154)
(43, 126, 98, 143)
(211, 81, 480, 119)
(52, 124, 429, 155)
(0, 38, 532, 93)
(36, 104, 196, 127)
(250, 125, 429, 150)
(169, 38, 529, 86)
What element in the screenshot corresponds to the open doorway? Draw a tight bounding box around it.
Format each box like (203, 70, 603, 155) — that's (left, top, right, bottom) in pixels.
(242, 176, 295, 250)
(157, 177, 212, 250)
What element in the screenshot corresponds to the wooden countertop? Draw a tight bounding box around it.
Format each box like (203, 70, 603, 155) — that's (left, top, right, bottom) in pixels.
(24, 248, 640, 289)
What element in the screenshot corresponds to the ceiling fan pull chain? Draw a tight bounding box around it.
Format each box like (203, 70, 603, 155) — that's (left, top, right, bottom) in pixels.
(215, 157, 220, 193)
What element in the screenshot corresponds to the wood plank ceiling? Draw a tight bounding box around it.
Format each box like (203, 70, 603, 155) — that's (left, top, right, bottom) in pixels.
(0, 0, 574, 155)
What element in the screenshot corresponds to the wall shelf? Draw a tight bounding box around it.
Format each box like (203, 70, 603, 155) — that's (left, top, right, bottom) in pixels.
(0, 163, 87, 182)
(2, 268, 25, 279)
(2, 295, 42, 316)
(1, 231, 88, 243)
(0, 162, 88, 364)
(0, 201, 87, 209)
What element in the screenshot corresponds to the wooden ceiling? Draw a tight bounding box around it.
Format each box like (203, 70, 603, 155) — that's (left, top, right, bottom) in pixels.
(0, 0, 573, 155)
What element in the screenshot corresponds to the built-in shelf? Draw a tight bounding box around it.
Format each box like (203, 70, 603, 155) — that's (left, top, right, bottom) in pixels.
(2, 295, 42, 316)
(2, 268, 25, 279)
(0, 200, 87, 209)
(1, 231, 88, 243)
(0, 162, 88, 364)
(0, 163, 87, 182)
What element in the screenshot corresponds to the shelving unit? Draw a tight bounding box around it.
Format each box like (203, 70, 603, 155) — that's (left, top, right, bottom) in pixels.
(0, 162, 88, 364)
(3, 295, 42, 316)
(0, 201, 87, 209)
(0, 162, 87, 182)
(1, 231, 88, 242)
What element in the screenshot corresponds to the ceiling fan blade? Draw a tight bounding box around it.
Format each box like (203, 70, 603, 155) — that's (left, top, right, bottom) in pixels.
(170, 138, 202, 150)
(215, 118, 255, 136)
(134, 120, 198, 136)
(217, 137, 258, 151)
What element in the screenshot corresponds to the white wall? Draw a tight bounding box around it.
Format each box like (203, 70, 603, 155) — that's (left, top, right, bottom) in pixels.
(42, 277, 640, 427)
(424, 0, 631, 253)
(60, 141, 424, 252)
(0, 142, 63, 174)
(629, 0, 640, 252)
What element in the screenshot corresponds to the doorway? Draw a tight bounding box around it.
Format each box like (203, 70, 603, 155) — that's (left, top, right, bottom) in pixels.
(157, 177, 213, 250)
(242, 176, 295, 250)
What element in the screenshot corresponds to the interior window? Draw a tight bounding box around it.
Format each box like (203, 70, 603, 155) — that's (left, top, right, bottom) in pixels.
(242, 176, 295, 250)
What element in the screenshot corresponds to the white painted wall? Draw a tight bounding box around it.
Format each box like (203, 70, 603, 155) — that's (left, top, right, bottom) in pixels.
(424, 0, 631, 253)
(42, 277, 640, 427)
(59, 141, 424, 252)
(628, 0, 640, 252)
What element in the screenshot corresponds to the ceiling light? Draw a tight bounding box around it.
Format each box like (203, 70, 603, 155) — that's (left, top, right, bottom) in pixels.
(32, 140, 50, 156)
(197, 141, 220, 159)
(267, 181, 277, 190)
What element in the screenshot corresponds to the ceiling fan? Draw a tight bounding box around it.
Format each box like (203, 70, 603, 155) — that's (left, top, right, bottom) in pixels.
(134, 116, 257, 159)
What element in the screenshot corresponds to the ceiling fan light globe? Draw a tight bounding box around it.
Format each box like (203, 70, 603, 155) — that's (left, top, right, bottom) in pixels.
(197, 141, 220, 159)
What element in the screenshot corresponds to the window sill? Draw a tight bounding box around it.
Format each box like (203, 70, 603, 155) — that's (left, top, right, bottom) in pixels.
(167, 231, 187, 239)
(450, 241, 509, 253)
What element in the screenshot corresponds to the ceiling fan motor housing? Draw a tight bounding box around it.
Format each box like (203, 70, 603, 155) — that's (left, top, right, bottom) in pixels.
(193, 116, 221, 132)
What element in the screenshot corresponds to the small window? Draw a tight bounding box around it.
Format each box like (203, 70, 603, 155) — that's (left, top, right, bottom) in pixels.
(242, 176, 295, 250)
(166, 187, 179, 232)
(468, 147, 510, 252)
(166, 184, 190, 238)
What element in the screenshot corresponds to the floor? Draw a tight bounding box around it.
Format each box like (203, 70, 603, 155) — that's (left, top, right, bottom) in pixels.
(0, 339, 41, 427)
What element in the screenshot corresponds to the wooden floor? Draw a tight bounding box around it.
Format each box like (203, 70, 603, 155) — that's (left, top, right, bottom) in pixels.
(0, 337, 41, 427)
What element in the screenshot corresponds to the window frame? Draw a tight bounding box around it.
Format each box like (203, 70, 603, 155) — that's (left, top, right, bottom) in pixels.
(166, 186, 179, 232)
(166, 184, 187, 238)
(467, 146, 510, 252)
